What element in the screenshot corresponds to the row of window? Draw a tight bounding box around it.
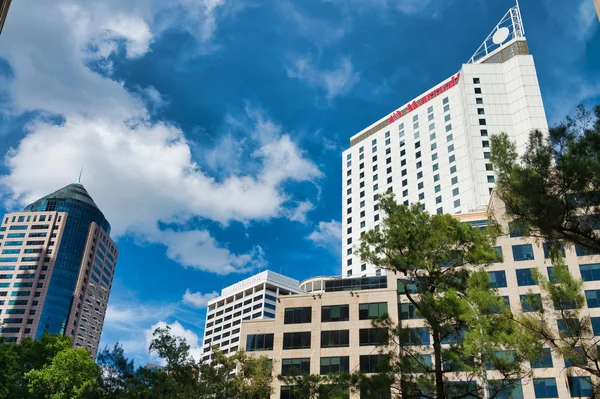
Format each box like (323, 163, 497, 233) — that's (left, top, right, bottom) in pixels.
(207, 292, 277, 316)
(471, 79, 496, 189)
(487, 263, 600, 289)
(284, 303, 388, 325)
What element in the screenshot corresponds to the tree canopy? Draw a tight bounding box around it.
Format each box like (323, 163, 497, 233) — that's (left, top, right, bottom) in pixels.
(490, 104, 600, 253)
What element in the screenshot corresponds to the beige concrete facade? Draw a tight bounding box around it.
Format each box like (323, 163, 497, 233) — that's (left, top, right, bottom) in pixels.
(241, 196, 600, 398)
(595, 0, 600, 21)
(65, 221, 117, 357)
(0, 211, 67, 343)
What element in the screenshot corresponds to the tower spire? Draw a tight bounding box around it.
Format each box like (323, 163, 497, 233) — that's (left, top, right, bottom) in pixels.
(77, 166, 83, 184)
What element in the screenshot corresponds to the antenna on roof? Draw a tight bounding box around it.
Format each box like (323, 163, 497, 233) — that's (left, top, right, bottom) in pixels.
(77, 166, 83, 184)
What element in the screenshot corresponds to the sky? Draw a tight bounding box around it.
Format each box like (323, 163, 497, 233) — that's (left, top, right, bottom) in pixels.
(0, 0, 598, 365)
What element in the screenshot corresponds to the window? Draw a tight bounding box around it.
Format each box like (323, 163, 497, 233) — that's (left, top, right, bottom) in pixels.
(486, 164, 493, 171)
(436, 196, 442, 204)
(512, 244, 534, 261)
(448, 144, 454, 152)
(418, 182, 424, 190)
(585, 290, 600, 308)
(531, 348, 553, 368)
(482, 140, 489, 148)
(246, 334, 274, 351)
(454, 199, 461, 208)
(400, 327, 430, 345)
(320, 356, 350, 375)
(516, 268, 537, 286)
(432, 153, 438, 161)
(281, 358, 310, 376)
(321, 330, 349, 348)
(283, 332, 311, 349)
(359, 328, 388, 346)
(580, 263, 600, 281)
(521, 294, 543, 312)
(576, 245, 600, 256)
(477, 108, 485, 115)
(322, 305, 349, 322)
(488, 271, 507, 288)
(479, 119, 487, 125)
(399, 303, 422, 320)
(473, 77, 480, 84)
(359, 354, 389, 373)
(487, 176, 495, 183)
(533, 378, 558, 398)
(447, 134, 453, 142)
(474, 87, 482, 94)
(568, 376, 593, 397)
(476, 98, 483, 104)
(445, 124, 452, 132)
(284, 307, 312, 324)
(359, 302, 388, 320)
(452, 187, 459, 196)
(450, 165, 457, 174)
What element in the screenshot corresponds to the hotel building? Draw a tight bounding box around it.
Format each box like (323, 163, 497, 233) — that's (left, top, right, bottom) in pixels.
(341, 4, 548, 277)
(200, 270, 304, 363)
(0, 183, 118, 357)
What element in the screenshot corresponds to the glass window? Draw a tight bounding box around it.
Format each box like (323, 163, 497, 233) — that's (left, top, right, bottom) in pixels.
(488, 271, 507, 288)
(284, 307, 312, 324)
(400, 327, 430, 346)
(283, 332, 311, 350)
(281, 358, 310, 376)
(533, 378, 558, 398)
(585, 290, 600, 308)
(359, 328, 388, 346)
(512, 244, 534, 261)
(246, 334, 274, 352)
(320, 356, 350, 375)
(359, 354, 389, 373)
(359, 302, 388, 320)
(399, 303, 422, 320)
(321, 330, 350, 348)
(568, 376, 592, 397)
(579, 263, 600, 281)
(531, 348, 553, 368)
(576, 245, 600, 256)
(321, 305, 349, 322)
(516, 268, 537, 286)
(520, 294, 543, 312)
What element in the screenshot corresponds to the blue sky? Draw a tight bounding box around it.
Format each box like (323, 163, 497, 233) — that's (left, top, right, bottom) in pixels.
(0, 0, 598, 364)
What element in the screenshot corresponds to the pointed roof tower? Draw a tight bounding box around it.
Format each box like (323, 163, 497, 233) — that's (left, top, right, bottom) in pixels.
(467, 2, 526, 64)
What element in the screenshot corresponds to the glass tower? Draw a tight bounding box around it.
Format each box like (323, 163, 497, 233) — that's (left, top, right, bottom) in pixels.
(23, 183, 112, 338)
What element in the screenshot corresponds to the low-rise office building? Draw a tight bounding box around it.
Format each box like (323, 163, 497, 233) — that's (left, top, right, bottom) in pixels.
(241, 196, 600, 398)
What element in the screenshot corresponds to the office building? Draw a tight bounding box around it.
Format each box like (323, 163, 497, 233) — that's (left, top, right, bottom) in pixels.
(0, 0, 11, 35)
(595, 0, 600, 21)
(200, 270, 304, 363)
(0, 183, 118, 356)
(341, 4, 548, 277)
(241, 195, 600, 398)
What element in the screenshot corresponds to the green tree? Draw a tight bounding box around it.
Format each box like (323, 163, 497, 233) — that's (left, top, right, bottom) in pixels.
(490, 104, 600, 253)
(278, 373, 352, 399)
(516, 257, 600, 396)
(357, 193, 529, 399)
(0, 334, 73, 399)
(97, 343, 136, 398)
(25, 347, 101, 399)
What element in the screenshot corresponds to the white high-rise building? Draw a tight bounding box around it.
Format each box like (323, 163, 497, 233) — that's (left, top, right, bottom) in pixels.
(200, 270, 304, 363)
(341, 5, 548, 277)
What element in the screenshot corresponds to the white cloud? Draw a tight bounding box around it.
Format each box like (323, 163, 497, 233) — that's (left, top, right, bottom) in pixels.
(286, 201, 315, 224)
(287, 56, 359, 100)
(306, 220, 342, 254)
(145, 321, 203, 363)
(0, 0, 323, 275)
(182, 289, 219, 308)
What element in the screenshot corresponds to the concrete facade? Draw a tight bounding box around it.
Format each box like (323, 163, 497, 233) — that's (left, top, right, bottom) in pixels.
(241, 197, 600, 398)
(201, 270, 304, 363)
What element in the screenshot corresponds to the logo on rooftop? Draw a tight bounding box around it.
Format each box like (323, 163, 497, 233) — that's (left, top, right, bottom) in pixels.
(388, 73, 461, 124)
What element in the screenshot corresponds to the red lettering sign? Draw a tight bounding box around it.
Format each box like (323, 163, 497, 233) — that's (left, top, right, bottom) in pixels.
(387, 72, 460, 123)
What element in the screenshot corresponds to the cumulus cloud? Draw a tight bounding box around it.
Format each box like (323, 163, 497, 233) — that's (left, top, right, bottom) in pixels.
(0, 0, 323, 275)
(145, 321, 203, 363)
(306, 220, 342, 254)
(182, 289, 220, 308)
(287, 56, 359, 100)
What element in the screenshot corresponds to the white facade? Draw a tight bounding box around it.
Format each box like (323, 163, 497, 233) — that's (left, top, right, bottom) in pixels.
(341, 11, 548, 277)
(200, 270, 304, 362)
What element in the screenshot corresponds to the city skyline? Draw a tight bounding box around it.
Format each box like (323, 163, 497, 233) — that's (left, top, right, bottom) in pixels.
(0, 0, 598, 365)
